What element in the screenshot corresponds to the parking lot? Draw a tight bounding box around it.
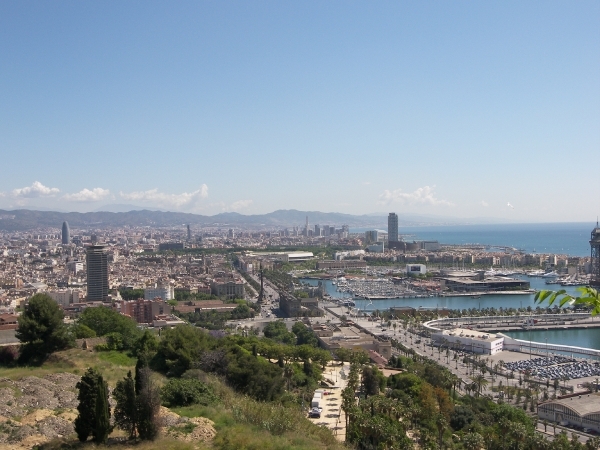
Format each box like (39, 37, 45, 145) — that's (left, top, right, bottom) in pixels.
(306, 363, 349, 441)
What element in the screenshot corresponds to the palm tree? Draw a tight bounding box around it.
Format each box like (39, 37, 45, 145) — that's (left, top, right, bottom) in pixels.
(435, 413, 447, 449)
(472, 374, 489, 397)
(463, 432, 485, 450)
(341, 386, 355, 428)
(284, 364, 294, 391)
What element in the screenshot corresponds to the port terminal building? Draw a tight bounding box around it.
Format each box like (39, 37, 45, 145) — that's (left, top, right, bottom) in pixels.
(439, 273, 530, 293)
(538, 394, 600, 433)
(431, 328, 504, 355)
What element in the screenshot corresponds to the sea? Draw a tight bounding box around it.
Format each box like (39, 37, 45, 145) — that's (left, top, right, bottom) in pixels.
(351, 222, 595, 257)
(504, 328, 600, 353)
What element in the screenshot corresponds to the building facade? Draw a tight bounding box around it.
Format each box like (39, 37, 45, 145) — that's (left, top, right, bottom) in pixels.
(144, 284, 174, 301)
(121, 299, 170, 324)
(388, 213, 398, 243)
(86, 245, 109, 301)
(47, 289, 83, 307)
(431, 328, 504, 355)
(365, 230, 379, 244)
(210, 279, 244, 300)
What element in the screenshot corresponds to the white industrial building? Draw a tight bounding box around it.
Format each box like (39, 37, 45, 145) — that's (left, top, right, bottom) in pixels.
(283, 252, 314, 263)
(431, 328, 504, 355)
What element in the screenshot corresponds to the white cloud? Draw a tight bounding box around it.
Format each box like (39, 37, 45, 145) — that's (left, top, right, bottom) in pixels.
(229, 199, 253, 211)
(362, 181, 371, 185)
(11, 181, 60, 198)
(481, 200, 489, 207)
(119, 185, 209, 210)
(63, 188, 111, 202)
(378, 185, 454, 206)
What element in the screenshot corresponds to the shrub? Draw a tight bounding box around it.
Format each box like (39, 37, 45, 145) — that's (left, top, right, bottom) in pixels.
(0, 345, 19, 365)
(71, 324, 96, 339)
(161, 378, 217, 408)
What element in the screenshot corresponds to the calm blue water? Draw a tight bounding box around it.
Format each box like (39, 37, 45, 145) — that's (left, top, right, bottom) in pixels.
(303, 276, 583, 312)
(351, 222, 594, 257)
(505, 329, 600, 352)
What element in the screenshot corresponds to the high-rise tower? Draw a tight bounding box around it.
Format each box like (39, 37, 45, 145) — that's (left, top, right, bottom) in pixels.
(590, 222, 600, 288)
(388, 213, 399, 243)
(86, 245, 109, 301)
(62, 221, 70, 245)
(187, 224, 191, 240)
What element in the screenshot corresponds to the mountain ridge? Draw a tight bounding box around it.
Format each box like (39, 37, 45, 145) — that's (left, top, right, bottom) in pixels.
(0, 208, 509, 231)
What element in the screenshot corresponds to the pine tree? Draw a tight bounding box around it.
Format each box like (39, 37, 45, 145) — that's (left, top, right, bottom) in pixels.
(74, 368, 101, 442)
(135, 352, 149, 395)
(114, 371, 138, 439)
(93, 376, 111, 443)
(136, 366, 160, 441)
(16, 293, 72, 363)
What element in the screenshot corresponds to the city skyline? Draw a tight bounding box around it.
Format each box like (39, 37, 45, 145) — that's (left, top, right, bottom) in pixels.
(0, 2, 598, 222)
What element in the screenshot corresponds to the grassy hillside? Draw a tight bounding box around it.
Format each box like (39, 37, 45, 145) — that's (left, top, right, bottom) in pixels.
(0, 348, 344, 450)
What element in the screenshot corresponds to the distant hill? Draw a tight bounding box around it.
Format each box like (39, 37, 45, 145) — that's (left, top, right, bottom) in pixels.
(0, 208, 501, 231)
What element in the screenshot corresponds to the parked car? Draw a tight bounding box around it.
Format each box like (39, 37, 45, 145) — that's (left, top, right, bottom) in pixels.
(308, 407, 322, 418)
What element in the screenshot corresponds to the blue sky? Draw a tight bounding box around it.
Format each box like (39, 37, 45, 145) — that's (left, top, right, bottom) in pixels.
(0, 1, 598, 222)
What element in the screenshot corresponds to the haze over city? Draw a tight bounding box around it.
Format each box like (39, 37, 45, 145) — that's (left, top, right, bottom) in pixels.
(0, 2, 598, 222)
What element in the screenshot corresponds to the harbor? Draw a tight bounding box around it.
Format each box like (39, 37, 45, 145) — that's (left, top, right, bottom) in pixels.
(302, 275, 584, 312)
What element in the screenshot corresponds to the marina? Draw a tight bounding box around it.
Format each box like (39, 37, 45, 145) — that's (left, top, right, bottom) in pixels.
(303, 276, 584, 312)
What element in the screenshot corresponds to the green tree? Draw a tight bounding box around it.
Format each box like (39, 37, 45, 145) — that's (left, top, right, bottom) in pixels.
(119, 288, 145, 300)
(362, 366, 386, 398)
(151, 325, 211, 377)
(74, 368, 101, 442)
(136, 366, 160, 441)
(71, 323, 97, 339)
(114, 371, 137, 440)
(16, 293, 72, 362)
(463, 432, 485, 450)
(94, 376, 111, 444)
(160, 378, 216, 407)
(132, 330, 158, 357)
(334, 347, 352, 366)
(226, 351, 285, 401)
(262, 320, 296, 345)
(292, 321, 318, 347)
(78, 306, 141, 349)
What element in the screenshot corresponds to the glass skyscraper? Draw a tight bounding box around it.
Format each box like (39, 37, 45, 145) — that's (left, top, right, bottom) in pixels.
(388, 213, 398, 243)
(86, 245, 108, 301)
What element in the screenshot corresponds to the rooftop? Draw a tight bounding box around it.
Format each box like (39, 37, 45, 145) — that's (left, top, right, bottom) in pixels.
(439, 327, 502, 342)
(541, 393, 600, 416)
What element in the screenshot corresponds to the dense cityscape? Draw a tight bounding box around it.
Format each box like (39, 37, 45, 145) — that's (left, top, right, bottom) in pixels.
(1, 212, 600, 448)
(1, 2, 598, 449)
